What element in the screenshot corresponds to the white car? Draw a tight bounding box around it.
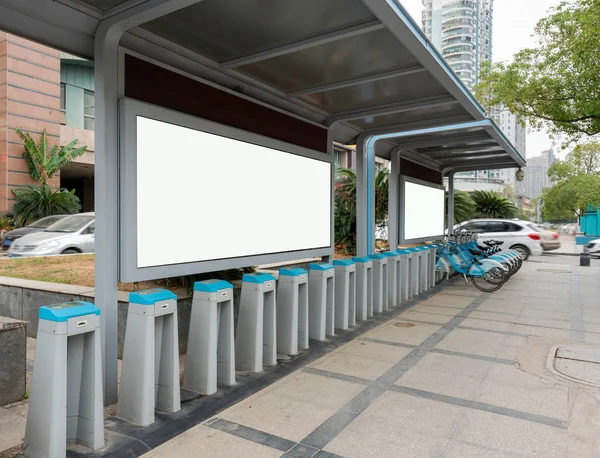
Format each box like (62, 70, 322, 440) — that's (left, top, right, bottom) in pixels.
(8, 213, 95, 257)
(454, 219, 544, 260)
(584, 239, 600, 257)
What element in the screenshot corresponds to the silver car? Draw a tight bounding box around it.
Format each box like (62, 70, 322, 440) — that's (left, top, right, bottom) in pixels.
(9, 213, 95, 257)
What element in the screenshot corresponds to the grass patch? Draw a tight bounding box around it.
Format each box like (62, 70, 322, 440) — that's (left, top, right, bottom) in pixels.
(0, 254, 159, 292)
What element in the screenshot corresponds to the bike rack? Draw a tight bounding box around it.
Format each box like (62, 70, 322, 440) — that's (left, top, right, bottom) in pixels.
(277, 268, 309, 355)
(369, 253, 388, 314)
(308, 262, 335, 340)
(383, 251, 401, 308)
(333, 259, 357, 330)
(353, 257, 373, 321)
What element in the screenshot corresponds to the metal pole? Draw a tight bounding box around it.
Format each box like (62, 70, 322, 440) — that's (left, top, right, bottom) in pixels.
(94, 23, 121, 404)
(447, 171, 455, 234)
(388, 148, 401, 250)
(355, 139, 368, 257)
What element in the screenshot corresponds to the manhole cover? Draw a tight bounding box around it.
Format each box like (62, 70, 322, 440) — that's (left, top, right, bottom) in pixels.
(394, 322, 415, 328)
(549, 346, 600, 387)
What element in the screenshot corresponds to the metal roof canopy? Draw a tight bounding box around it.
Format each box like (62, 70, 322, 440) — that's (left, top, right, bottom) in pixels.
(0, 0, 525, 169)
(0, 0, 526, 405)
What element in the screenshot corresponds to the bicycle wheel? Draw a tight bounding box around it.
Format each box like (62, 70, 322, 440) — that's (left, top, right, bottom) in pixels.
(470, 267, 505, 292)
(435, 270, 447, 285)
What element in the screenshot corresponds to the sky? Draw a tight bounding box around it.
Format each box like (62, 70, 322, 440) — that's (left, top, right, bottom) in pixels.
(400, 0, 564, 158)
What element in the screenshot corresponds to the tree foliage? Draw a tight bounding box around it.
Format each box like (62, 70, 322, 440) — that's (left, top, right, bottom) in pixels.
(334, 166, 389, 254)
(12, 185, 81, 227)
(15, 128, 87, 186)
(475, 0, 600, 141)
(12, 128, 87, 226)
(548, 141, 600, 181)
(446, 190, 474, 225)
(470, 191, 517, 219)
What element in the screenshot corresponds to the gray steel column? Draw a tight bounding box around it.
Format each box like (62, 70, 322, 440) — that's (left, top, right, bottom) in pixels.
(447, 171, 455, 234)
(94, 22, 121, 405)
(356, 138, 368, 257)
(388, 149, 400, 251)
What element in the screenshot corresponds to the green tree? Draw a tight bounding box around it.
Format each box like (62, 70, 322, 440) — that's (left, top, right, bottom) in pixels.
(470, 191, 517, 219)
(543, 174, 600, 219)
(475, 0, 600, 141)
(446, 190, 474, 225)
(548, 141, 600, 182)
(334, 166, 389, 254)
(12, 129, 86, 226)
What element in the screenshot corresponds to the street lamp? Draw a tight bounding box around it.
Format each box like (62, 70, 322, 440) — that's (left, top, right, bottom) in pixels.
(515, 168, 525, 182)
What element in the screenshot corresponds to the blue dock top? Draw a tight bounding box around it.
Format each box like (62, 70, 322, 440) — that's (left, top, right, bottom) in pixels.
(352, 256, 371, 263)
(279, 267, 307, 277)
(368, 253, 385, 260)
(194, 279, 233, 292)
(39, 301, 100, 322)
(333, 259, 355, 266)
(129, 288, 177, 305)
(309, 262, 334, 271)
(243, 272, 277, 283)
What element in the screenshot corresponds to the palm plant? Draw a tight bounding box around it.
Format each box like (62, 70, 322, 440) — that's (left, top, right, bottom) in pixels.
(12, 185, 81, 227)
(12, 129, 86, 226)
(470, 190, 517, 219)
(445, 190, 474, 225)
(15, 128, 87, 186)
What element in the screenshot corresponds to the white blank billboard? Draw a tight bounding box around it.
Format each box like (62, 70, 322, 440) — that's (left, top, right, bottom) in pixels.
(403, 180, 445, 241)
(135, 116, 332, 268)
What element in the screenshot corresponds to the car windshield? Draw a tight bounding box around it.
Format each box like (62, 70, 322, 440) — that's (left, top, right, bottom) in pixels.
(28, 215, 66, 229)
(45, 215, 94, 233)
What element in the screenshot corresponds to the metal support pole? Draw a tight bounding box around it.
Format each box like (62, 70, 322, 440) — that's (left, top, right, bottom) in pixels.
(388, 148, 401, 251)
(447, 171, 455, 235)
(94, 22, 121, 405)
(356, 139, 368, 257)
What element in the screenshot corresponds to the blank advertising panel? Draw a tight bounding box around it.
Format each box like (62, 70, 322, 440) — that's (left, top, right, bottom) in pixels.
(135, 116, 332, 269)
(403, 180, 445, 241)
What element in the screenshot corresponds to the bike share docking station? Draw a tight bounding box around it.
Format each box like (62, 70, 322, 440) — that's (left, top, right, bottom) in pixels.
(184, 280, 236, 395)
(333, 259, 356, 330)
(25, 302, 104, 458)
(308, 262, 335, 340)
(383, 251, 402, 307)
(277, 267, 309, 355)
(117, 289, 181, 426)
(236, 273, 277, 372)
(353, 257, 373, 321)
(369, 253, 389, 314)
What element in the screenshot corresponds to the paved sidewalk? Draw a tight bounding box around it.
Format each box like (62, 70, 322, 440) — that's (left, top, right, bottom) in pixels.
(143, 256, 600, 458)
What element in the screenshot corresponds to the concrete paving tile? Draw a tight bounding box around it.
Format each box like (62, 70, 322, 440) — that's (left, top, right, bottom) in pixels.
(3, 400, 28, 418)
(362, 321, 441, 346)
(511, 324, 570, 340)
(442, 440, 522, 457)
(521, 310, 571, 321)
(485, 363, 555, 388)
(410, 304, 461, 316)
(324, 392, 463, 457)
(583, 332, 600, 344)
(325, 426, 450, 458)
(0, 407, 26, 452)
(465, 313, 518, 326)
(414, 352, 493, 380)
(219, 391, 339, 442)
(425, 293, 475, 308)
(337, 339, 412, 364)
(441, 287, 482, 297)
(311, 352, 394, 380)
(267, 371, 365, 410)
(495, 345, 520, 360)
(453, 410, 567, 458)
(435, 328, 508, 358)
(397, 310, 453, 324)
(503, 335, 528, 347)
(395, 366, 482, 400)
(579, 286, 600, 298)
(475, 379, 568, 421)
(141, 424, 282, 458)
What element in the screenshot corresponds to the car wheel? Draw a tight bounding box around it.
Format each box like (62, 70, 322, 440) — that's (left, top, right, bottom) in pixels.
(61, 249, 80, 255)
(510, 244, 530, 260)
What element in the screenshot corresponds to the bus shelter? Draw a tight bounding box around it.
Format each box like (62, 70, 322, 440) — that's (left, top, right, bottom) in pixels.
(0, 0, 525, 404)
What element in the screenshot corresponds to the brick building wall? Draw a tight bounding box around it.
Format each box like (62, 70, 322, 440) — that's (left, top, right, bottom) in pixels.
(0, 33, 62, 213)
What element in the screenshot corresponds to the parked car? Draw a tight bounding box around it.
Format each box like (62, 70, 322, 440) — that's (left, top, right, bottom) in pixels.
(584, 239, 600, 257)
(8, 213, 95, 257)
(1, 215, 68, 250)
(454, 218, 543, 260)
(531, 223, 561, 252)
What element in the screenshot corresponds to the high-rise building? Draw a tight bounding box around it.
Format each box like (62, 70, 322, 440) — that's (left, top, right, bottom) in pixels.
(421, 0, 493, 91)
(491, 107, 527, 195)
(524, 149, 555, 199)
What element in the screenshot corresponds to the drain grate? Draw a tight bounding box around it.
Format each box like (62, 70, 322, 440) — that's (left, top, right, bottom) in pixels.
(551, 346, 600, 387)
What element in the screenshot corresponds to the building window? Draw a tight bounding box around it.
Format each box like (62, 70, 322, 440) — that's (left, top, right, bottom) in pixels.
(60, 83, 66, 112)
(83, 90, 95, 131)
(334, 150, 341, 165)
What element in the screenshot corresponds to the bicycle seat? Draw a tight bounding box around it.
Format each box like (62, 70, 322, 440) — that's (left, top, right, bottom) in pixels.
(469, 248, 483, 256)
